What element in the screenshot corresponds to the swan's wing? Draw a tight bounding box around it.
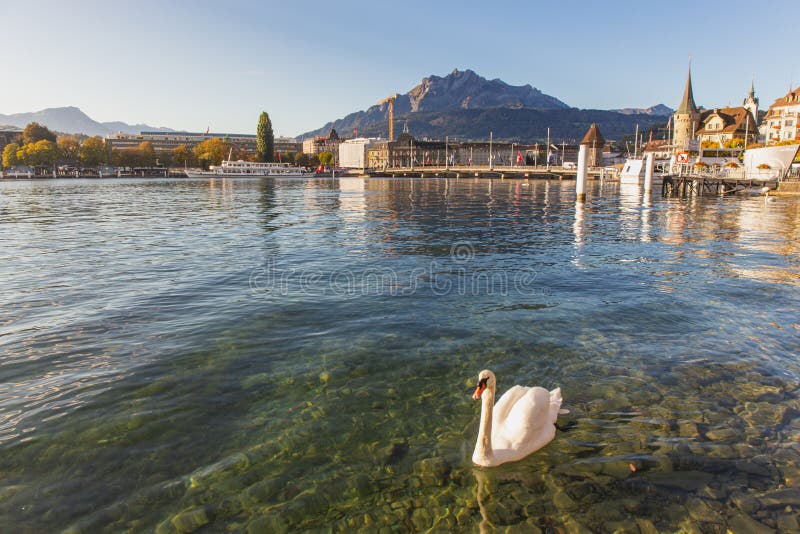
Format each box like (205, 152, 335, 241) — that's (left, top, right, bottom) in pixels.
(492, 385, 529, 425)
(501, 386, 553, 443)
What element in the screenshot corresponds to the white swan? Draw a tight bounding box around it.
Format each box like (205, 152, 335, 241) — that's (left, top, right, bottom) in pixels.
(471, 369, 566, 467)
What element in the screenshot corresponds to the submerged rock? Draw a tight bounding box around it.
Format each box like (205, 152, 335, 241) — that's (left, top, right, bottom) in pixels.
(685, 497, 721, 523)
(777, 513, 800, 532)
(705, 427, 738, 442)
(412, 457, 450, 486)
(635, 518, 660, 534)
(246, 514, 288, 534)
(758, 488, 800, 508)
(646, 471, 713, 492)
(552, 489, 578, 512)
(727, 512, 775, 534)
(170, 507, 211, 533)
(736, 402, 788, 428)
(731, 492, 761, 514)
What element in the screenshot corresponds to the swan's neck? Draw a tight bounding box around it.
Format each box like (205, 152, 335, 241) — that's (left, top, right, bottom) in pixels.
(475, 386, 495, 462)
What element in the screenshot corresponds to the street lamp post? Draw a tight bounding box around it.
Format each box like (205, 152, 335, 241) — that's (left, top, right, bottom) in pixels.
(489, 131, 493, 171)
(546, 128, 551, 171)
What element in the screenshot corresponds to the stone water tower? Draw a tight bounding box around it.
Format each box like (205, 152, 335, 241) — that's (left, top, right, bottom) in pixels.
(580, 123, 604, 167)
(673, 67, 700, 152)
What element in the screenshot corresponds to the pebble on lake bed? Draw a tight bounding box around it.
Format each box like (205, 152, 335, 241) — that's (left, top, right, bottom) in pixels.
(170, 507, 211, 533)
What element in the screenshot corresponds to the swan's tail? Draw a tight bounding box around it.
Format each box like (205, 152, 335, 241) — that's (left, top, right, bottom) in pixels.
(549, 387, 568, 421)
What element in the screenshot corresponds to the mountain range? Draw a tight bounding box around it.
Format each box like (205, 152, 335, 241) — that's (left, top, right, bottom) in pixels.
(301, 69, 672, 142)
(1, 70, 674, 142)
(0, 107, 174, 137)
(610, 104, 673, 116)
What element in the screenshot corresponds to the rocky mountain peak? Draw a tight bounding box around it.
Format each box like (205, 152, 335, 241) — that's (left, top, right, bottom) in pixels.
(404, 69, 568, 113)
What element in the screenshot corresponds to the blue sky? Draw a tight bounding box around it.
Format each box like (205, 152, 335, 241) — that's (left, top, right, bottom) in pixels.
(3, 0, 798, 137)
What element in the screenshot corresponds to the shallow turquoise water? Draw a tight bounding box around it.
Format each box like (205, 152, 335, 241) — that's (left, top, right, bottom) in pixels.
(1, 177, 799, 533)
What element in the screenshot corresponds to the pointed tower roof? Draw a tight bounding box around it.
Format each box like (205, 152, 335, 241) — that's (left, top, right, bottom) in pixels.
(676, 67, 698, 114)
(580, 123, 604, 146)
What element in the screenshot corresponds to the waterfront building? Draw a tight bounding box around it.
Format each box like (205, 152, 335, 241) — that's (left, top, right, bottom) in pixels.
(302, 127, 342, 156)
(672, 68, 761, 150)
(743, 81, 759, 121)
(762, 87, 800, 145)
(0, 126, 23, 153)
(339, 138, 384, 169)
(642, 139, 672, 160)
(695, 106, 758, 146)
(365, 132, 550, 169)
(275, 136, 302, 156)
(106, 131, 259, 155)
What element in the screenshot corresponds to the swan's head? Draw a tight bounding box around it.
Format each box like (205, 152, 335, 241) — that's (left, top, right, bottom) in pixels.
(472, 370, 495, 400)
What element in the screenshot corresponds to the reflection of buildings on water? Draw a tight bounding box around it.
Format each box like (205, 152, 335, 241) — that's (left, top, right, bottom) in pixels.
(348, 178, 576, 258)
(206, 177, 238, 210)
(336, 177, 368, 249)
(337, 177, 366, 221)
(733, 199, 800, 284)
(641, 194, 652, 243)
(618, 183, 644, 241)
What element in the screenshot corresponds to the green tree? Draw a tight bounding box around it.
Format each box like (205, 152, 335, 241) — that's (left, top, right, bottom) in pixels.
(23, 122, 57, 145)
(256, 111, 274, 162)
(58, 136, 81, 162)
(172, 144, 194, 166)
(318, 151, 334, 167)
(156, 150, 172, 167)
(294, 152, 310, 167)
(2, 142, 21, 168)
(193, 138, 235, 168)
(80, 137, 107, 166)
(112, 148, 140, 168)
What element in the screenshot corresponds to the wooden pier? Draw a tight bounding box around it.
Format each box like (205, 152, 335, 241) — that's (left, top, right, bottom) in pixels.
(661, 174, 778, 197)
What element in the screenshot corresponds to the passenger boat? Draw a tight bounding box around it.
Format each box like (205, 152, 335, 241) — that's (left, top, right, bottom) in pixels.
(185, 159, 312, 178)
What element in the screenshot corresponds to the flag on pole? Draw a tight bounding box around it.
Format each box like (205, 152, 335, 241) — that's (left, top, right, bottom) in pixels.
(516, 151, 523, 164)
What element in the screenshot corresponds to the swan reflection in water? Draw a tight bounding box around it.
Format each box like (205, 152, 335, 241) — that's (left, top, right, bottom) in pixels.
(473, 467, 565, 534)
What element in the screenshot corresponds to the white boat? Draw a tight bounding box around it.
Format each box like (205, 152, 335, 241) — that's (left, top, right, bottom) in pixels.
(619, 156, 669, 184)
(741, 145, 800, 180)
(185, 159, 312, 178)
(619, 157, 646, 184)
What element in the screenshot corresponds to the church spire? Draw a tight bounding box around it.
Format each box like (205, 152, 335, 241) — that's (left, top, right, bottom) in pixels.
(676, 66, 698, 114)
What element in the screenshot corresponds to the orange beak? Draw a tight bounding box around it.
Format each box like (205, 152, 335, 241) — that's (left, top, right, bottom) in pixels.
(472, 383, 486, 400)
